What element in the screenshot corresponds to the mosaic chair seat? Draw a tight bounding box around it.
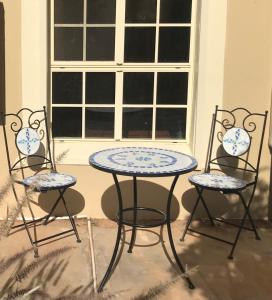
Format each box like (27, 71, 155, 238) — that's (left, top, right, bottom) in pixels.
(22, 172, 76, 192)
(181, 106, 268, 259)
(2, 107, 81, 257)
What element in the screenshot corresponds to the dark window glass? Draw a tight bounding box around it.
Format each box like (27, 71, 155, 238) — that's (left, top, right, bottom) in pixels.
(158, 27, 190, 62)
(85, 108, 114, 138)
(52, 107, 82, 138)
(125, 0, 157, 23)
(86, 28, 115, 61)
(87, 0, 116, 24)
(124, 27, 155, 62)
(160, 0, 192, 23)
(123, 108, 152, 138)
(54, 27, 83, 61)
(156, 108, 186, 139)
(157, 72, 188, 104)
(54, 0, 84, 24)
(123, 72, 154, 104)
(52, 72, 82, 104)
(86, 72, 115, 104)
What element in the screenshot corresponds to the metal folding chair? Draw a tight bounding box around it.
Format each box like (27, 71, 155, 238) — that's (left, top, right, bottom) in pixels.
(2, 107, 81, 257)
(181, 106, 268, 259)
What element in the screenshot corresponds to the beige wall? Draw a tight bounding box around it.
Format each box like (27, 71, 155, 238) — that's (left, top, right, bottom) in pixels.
(0, 0, 22, 190)
(223, 0, 272, 218)
(0, 0, 271, 221)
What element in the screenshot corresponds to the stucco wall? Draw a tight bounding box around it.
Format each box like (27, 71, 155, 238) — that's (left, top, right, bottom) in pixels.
(223, 0, 272, 219)
(0, 0, 22, 184)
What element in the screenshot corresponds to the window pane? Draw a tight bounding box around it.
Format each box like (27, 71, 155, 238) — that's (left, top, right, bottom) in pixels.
(124, 27, 155, 62)
(160, 0, 192, 23)
(87, 0, 116, 24)
(157, 72, 188, 105)
(123, 72, 154, 104)
(52, 72, 82, 104)
(158, 27, 190, 62)
(52, 108, 82, 138)
(125, 0, 157, 23)
(86, 72, 115, 104)
(54, 0, 83, 24)
(85, 108, 114, 138)
(86, 28, 115, 61)
(123, 108, 152, 138)
(156, 108, 186, 139)
(54, 27, 83, 61)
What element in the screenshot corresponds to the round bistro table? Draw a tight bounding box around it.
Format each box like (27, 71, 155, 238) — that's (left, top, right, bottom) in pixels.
(89, 147, 198, 292)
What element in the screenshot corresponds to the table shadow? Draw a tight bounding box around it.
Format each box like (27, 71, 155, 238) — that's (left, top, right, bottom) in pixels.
(101, 179, 180, 222)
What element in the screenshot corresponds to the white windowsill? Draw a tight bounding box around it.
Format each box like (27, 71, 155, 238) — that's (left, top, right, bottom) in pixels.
(53, 139, 193, 165)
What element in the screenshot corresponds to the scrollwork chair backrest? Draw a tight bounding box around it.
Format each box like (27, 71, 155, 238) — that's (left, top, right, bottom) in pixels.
(205, 106, 268, 180)
(2, 106, 55, 175)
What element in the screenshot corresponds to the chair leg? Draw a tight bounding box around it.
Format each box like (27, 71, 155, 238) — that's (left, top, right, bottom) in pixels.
(237, 190, 260, 240)
(59, 190, 81, 243)
(180, 194, 201, 242)
(11, 185, 39, 258)
(43, 190, 64, 225)
(196, 187, 215, 226)
(181, 187, 215, 242)
(228, 191, 256, 259)
(19, 211, 39, 258)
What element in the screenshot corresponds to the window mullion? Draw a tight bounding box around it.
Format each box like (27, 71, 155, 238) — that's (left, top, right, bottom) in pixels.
(82, 71, 86, 138)
(83, 0, 87, 61)
(152, 72, 158, 140)
(115, 71, 123, 140)
(50, 0, 54, 64)
(155, 0, 160, 63)
(115, 0, 125, 64)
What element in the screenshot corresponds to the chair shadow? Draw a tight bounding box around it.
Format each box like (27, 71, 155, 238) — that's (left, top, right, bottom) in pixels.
(182, 188, 229, 218)
(38, 188, 85, 216)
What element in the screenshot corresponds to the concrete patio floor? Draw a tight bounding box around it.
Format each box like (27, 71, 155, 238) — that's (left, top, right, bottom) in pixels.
(1, 218, 272, 299)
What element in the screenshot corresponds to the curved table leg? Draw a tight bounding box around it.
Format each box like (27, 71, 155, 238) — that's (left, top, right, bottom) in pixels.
(98, 173, 123, 293)
(128, 176, 137, 253)
(166, 175, 195, 289)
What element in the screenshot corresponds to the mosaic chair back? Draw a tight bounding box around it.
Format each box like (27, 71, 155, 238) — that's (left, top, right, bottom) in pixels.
(181, 106, 268, 260)
(2, 106, 55, 175)
(205, 106, 268, 181)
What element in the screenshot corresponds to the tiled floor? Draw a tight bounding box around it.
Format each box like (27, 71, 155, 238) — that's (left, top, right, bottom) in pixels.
(1, 218, 272, 299)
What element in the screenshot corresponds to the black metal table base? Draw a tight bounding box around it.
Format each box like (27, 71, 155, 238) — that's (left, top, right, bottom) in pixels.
(97, 174, 195, 292)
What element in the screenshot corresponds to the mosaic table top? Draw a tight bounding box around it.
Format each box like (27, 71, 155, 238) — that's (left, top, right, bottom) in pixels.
(89, 147, 197, 177)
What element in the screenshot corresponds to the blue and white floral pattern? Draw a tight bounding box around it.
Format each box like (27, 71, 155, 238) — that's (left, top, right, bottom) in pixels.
(89, 147, 197, 176)
(223, 127, 250, 156)
(23, 172, 76, 191)
(189, 173, 248, 190)
(16, 127, 41, 156)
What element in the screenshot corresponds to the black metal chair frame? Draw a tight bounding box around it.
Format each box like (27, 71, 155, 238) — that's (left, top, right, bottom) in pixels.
(181, 106, 268, 259)
(2, 106, 81, 257)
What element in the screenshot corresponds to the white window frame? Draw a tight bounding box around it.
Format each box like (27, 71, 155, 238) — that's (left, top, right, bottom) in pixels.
(21, 0, 227, 166)
(50, 0, 197, 145)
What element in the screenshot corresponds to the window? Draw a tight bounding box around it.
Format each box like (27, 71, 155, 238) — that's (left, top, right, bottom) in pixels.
(51, 0, 197, 142)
